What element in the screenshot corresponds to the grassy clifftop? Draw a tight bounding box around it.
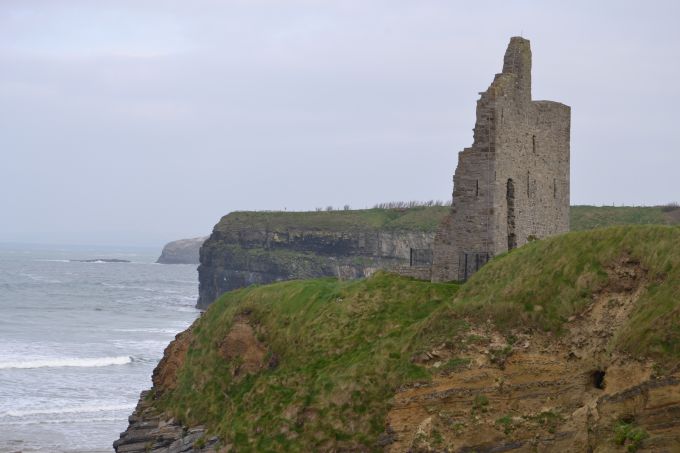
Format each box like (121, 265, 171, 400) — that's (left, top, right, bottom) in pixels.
(155, 225, 680, 451)
(212, 205, 680, 235)
(570, 204, 680, 230)
(215, 206, 451, 233)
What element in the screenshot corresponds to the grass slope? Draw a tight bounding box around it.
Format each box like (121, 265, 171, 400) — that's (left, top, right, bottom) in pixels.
(161, 275, 459, 451)
(158, 225, 680, 451)
(423, 225, 680, 360)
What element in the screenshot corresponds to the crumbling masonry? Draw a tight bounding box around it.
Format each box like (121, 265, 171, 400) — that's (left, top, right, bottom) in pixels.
(430, 37, 570, 282)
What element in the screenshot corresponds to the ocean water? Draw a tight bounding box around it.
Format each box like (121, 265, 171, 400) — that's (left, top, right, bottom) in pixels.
(0, 245, 200, 452)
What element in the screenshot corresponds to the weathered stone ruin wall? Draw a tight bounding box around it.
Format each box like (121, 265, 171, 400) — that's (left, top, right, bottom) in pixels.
(410, 248, 433, 266)
(492, 100, 570, 254)
(432, 37, 570, 282)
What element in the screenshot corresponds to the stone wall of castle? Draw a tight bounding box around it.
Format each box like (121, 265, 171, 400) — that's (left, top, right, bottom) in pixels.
(432, 37, 570, 282)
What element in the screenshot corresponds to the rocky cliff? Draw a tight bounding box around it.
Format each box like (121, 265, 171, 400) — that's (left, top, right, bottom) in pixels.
(157, 237, 207, 264)
(116, 226, 680, 452)
(153, 206, 680, 303)
(196, 208, 447, 309)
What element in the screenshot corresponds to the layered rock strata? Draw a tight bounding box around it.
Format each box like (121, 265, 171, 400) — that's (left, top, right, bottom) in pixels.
(197, 210, 442, 309)
(113, 391, 220, 453)
(386, 257, 680, 451)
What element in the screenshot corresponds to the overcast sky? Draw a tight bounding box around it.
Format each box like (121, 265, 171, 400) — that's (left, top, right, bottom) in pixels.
(1, 1, 679, 246)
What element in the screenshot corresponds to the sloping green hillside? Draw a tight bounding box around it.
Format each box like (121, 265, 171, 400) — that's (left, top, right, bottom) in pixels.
(424, 225, 680, 358)
(159, 275, 459, 451)
(156, 225, 680, 451)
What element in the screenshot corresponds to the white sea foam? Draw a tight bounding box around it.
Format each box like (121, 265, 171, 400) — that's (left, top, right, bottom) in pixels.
(112, 328, 178, 335)
(0, 355, 132, 370)
(0, 415, 127, 426)
(18, 272, 62, 283)
(3, 403, 135, 418)
(0, 246, 200, 451)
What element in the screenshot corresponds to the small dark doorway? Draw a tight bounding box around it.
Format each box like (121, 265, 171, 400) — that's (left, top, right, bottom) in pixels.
(507, 179, 516, 250)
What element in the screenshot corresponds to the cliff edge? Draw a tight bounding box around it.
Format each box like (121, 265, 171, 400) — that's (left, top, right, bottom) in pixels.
(196, 207, 448, 309)
(116, 225, 680, 452)
(149, 206, 680, 302)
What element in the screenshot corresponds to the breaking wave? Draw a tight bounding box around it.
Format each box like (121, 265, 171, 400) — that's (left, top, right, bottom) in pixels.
(3, 403, 135, 418)
(0, 355, 132, 370)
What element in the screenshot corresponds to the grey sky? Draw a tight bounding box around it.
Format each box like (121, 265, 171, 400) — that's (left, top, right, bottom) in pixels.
(1, 1, 679, 246)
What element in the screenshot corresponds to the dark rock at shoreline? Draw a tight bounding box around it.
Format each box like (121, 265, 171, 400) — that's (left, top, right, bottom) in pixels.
(113, 391, 220, 453)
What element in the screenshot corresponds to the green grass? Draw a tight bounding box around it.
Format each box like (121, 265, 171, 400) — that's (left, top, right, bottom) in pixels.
(422, 225, 680, 363)
(496, 415, 514, 434)
(570, 205, 680, 230)
(157, 225, 680, 450)
(209, 205, 680, 242)
(440, 357, 471, 373)
(472, 394, 490, 412)
(159, 273, 459, 451)
(614, 419, 649, 452)
(215, 206, 451, 234)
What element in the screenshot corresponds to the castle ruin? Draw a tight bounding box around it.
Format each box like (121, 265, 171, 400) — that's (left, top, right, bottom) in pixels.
(430, 37, 571, 282)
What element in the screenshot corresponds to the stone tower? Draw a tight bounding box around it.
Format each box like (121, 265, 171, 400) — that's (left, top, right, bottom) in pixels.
(431, 37, 570, 282)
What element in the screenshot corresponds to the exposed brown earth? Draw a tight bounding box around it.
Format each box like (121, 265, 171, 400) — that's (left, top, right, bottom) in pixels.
(385, 259, 680, 452)
(152, 325, 194, 394)
(151, 314, 270, 395)
(218, 314, 269, 378)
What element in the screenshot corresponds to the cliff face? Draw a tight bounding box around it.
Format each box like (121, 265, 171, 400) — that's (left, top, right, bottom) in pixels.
(196, 208, 447, 309)
(157, 237, 207, 264)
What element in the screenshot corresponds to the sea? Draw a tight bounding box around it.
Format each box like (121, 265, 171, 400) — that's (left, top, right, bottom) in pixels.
(0, 244, 200, 452)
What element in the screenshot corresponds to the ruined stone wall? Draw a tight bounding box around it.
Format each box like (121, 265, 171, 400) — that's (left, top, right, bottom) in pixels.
(431, 213, 456, 281)
(431, 149, 496, 282)
(432, 37, 570, 282)
(410, 248, 433, 267)
(491, 100, 570, 253)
